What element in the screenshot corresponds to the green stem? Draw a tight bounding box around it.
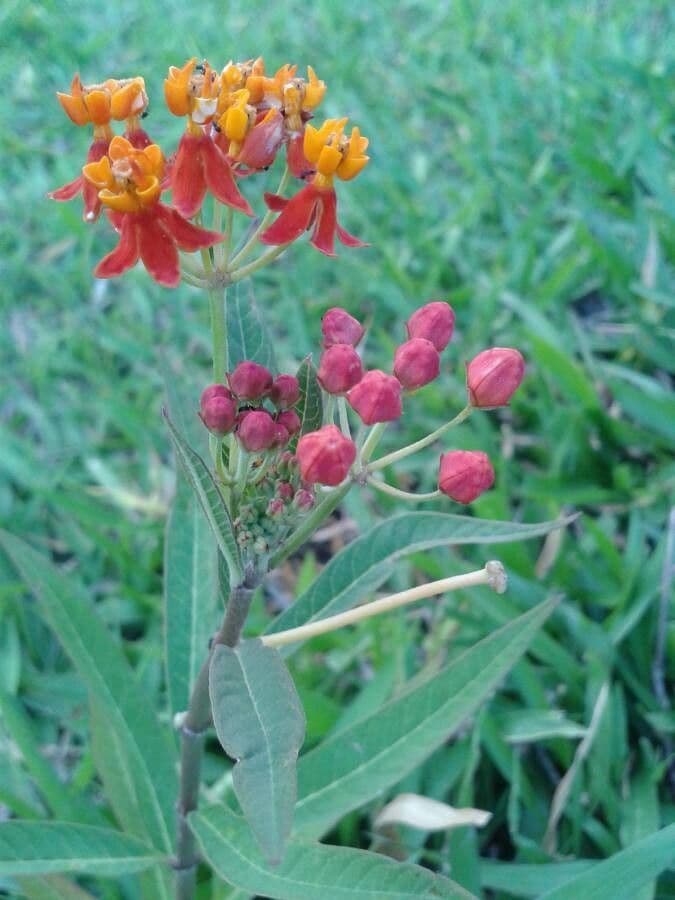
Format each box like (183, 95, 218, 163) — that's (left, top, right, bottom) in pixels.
(369, 406, 472, 471)
(270, 482, 351, 568)
(360, 422, 387, 464)
(338, 396, 351, 437)
(229, 244, 289, 283)
(208, 285, 228, 383)
(367, 477, 441, 502)
(229, 166, 291, 269)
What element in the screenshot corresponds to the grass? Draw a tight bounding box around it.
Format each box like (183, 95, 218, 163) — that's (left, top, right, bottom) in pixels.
(1, 0, 674, 897)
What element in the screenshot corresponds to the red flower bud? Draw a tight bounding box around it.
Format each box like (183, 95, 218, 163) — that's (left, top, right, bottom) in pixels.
(277, 481, 294, 500)
(200, 383, 233, 409)
(270, 374, 300, 409)
(318, 345, 363, 395)
(406, 301, 455, 351)
(267, 497, 285, 518)
(296, 424, 356, 486)
(199, 394, 237, 435)
(277, 409, 301, 436)
(394, 338, 440, 390)
(228, 361, 273, 400)
(347, 370, 402, 424)
(466, 348, 525, 408)
(293, 488, 315, 510)
(271, 423, 290, 448)
(438, 451, 494, 504)
(321, 307, 364, 348)
(237, 410, 277, 452)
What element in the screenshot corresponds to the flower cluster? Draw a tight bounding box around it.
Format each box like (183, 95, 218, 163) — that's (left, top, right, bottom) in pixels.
(50, 58, 370, 286)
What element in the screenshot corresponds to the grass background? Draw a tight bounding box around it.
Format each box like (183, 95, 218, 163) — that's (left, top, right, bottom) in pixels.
(1, 0, 674, 896)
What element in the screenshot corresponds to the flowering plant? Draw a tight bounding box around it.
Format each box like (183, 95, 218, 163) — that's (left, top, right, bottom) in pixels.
(0, 55, 568, 899)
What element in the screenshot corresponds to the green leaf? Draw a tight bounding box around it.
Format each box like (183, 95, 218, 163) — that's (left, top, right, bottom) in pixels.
(294, 356, 323, 437)
(164, 478, 220, 716)
(209, 639, 306, 862)
(540, 824, 675, 899)
(267, 512, 570, 638)
(190, 805, 473, 899)
(0, 822, 162, 877)
(17, 875, 97, 900)
(480, 861, 596, 897)
(0, 531, 177, 856)
(295, 599, 557, 835)
(226, 286, 276, 370)
(163, 410, 242, 582)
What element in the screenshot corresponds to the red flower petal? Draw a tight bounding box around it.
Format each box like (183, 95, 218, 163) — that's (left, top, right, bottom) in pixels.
(310, 189, 337, 257)
(136, 211, 180, 287)
(237, 109, 284, 170)
(125, 127, 152, 149)
(263, 192, 289, 212)
(48, 176, 83, 201)
(336, 221, 368, 248)
(259, 184, 319, 246)
(93, 215, 140, 279)
(171, 133, 207, 219)
(286, 132, 315, 180)
(157, 204, 222, 251)
(201, 136, 253, 215)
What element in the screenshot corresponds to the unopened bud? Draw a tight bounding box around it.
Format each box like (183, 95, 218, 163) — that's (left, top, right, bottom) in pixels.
(293, 488, 315, 510)
(466, 348, 525, 408)
(228, 361, 273, 400)
(277, 409, 301, 436)
(276, 481, 294, 500)
(271, 423, 290, 449)
(237, 410, 277, 452)
(406, 301, 455, 351)
(267, 498, 285, 518)
(321, 307, 364, 348)
(318, 345, 363, 395)
(200, 383, 232, 409)
(296, 424, 356, 486)
(347, 370, 402, 424)
(438, 451, 494, 504)
(199, 394, 237, 435)
(270, 374, 300, 409)
(394, 338, 440, 390)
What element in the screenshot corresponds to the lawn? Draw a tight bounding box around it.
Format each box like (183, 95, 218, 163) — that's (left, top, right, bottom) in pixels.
(1, 0, 674, 897)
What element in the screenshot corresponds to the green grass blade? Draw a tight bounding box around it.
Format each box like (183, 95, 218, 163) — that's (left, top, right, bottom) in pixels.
(190, 805, 474, 899)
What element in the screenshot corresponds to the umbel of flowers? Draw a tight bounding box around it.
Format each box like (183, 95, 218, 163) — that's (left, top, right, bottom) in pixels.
(195, 299, 525, 566)
(50, 58, 369, 287)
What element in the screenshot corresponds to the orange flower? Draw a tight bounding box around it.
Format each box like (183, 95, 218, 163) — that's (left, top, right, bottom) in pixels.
(82, 137, 222, 287)
(57, 74, 147, 129)
(164, 59, 220, 124)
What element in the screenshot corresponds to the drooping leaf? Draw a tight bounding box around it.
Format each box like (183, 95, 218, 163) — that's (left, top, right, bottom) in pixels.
(163, 411, 242, 582)
(164, 478, 220, 716)
(209, 639, 306, 862)
(226, 286, 277, 370)
(295, 599, 557, 835)
(294, 356, 323, 437)
(540, 824, 675, 899)
(190, 804, 473, 899)
(0, 822, 162, 877)
(266, 512, 571, 638)
(0, 532, 177, 861)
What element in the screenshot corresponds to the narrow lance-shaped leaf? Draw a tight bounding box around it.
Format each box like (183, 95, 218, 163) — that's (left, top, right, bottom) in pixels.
(267, 512, 572, 638)
(163, 410, 242, 582)
(0, 531, 177, 856)
(209, 639, 306, 863)
(0, 822, 162, 877)
(227, 285, 277, 370)
(164, 478, 220, 716)
(190, 805, 473, 899)
(294, 356, 323, 438)
(295, 599, 558, 836)
(17, 874, 97, 900)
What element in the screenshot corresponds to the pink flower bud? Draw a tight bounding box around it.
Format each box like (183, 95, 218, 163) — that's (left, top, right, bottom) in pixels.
(270, 374, 300, 409)
(277, 409, 301, 436)
(228, 361, 273, 401)
(318, 345, 363, 395)
(199, 394, 237, 435)
(200, 383, 233, 410)
(267, 498, 285, 518)
(276, 481, 294, 501)
(321, 307, 364, 348)
(347, 370, 402, 424)
(293, 488, 315, 510)
(271, 423, 290, 448)
(406, 301, 455, 351)
(438, 451, 494, 504)
(394, 338, 440, 390)
(466, 348, 525, 408)
(296, 424, 356, 486)
(237, 410, 277, 452)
